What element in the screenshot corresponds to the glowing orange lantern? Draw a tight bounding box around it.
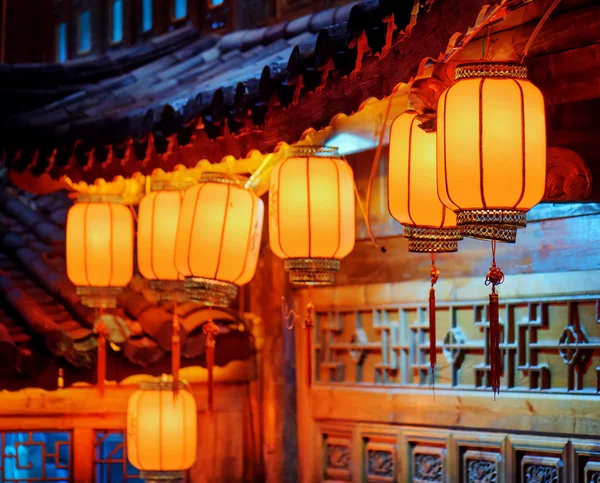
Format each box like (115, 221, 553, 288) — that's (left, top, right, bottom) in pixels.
(174, 172, 263, 411)
(388, 108, 463, 381)
(437, 62, 546, 243)
(437, 62, 546, 396)
(269, 146, 355, 285)
(127, 376, 197, 479)
(174, 172, 264, 306)
(388, 109, 462, 253)
(66, 196, 134, 308)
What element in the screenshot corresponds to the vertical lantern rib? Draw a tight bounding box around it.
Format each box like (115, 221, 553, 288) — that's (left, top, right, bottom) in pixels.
(513, 79, 527, 209)
(173, 190, 183, 280)
(478, 78, 488, 210)
(158, 390, 163, 470)
(108, 203, 115, 286)
(83, 203, 91, 286)
(305, 157, 312, 258)
(213, 184, 231, 280)
(331, 160, 342, 259)
(233, 190, 255, 285)
(406, 116, 418, 226)
(135, 392, 145, 470)
(442, 90, 460, 211)
(149, 193, 158, 280)
(276, 159, 291, 258)
(185, 184, 207, 277)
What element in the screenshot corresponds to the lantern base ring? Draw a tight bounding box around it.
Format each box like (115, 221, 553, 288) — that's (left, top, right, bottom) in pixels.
(284, 258, 340, 286)
(140, 470, 185, 482)
(184, 277, 238, 307)
(149, 280, 186, 302)
(457, 209, 527, 243)
(76, 286, 123, 308)
(403, 226, 462, 253)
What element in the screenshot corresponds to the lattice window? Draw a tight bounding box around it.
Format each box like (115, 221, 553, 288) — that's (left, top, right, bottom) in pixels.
(94, 431, 142, 483)
(314, 296, 600, 394)
(0, 431, 71, 482)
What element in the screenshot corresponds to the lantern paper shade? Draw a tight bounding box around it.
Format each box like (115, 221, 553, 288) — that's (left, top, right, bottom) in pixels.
(174, 173, 264, 306)
(388, 110, 462, 252)
(127, 379, 197, 476)
(269, 147, 355, 285)
(66, 200, 134, 307)
(138, 188, 186, 297)
(437, 62, 546, 242)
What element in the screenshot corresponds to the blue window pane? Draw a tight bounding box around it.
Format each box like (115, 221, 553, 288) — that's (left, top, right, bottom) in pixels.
(57, 22, 67, 62)
(211, 0, 224, 5)
(79, 10, 92, 53)
(112, 0, 123, 43)
(142, 0, 153, 32)
(174, 0, 187, 19)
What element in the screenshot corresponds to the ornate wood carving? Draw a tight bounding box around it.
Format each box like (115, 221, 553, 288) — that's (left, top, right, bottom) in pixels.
(464, 450, 501, 483)
(413, 446, 445, 483)
(521, 455, 563, 483)
(545, 147, 593, 201)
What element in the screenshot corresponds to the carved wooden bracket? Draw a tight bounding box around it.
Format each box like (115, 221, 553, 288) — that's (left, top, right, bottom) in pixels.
(544, 147, 592, 201)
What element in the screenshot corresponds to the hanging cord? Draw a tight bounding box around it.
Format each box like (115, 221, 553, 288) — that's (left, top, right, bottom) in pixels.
(202, 306, 220, 413)
(352, 90, 396, 253)
(521, 0, 562, 63)
(171, 298, 181, 397)
(94, 307, 107, 398)
(485, 240, 505, 398)
(429, 253, 439, 395)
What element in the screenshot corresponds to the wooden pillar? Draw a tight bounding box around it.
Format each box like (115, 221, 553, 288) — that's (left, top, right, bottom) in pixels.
(72, 427, 94, 483)
(248, 240, 298, 483)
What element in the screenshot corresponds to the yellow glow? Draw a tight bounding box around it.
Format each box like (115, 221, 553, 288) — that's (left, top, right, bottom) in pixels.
(66, 203, 134, 287)
(437, 76, 546, 212)
(175, 181, 264, 285)
(388, 110, 456, 228)
(127, 387, 197, 471)
(269, 155, 355, 259)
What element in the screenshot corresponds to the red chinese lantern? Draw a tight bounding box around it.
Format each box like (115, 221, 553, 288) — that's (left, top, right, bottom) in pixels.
(437, 62, 546, 395)
(175, 172, 263, 410)
(269, 146, 356, 388)
(127, 375, 197, 480)
(269, 146, 355, 285)
(66, 194, 134, 396)
(388, 108, 462, 381)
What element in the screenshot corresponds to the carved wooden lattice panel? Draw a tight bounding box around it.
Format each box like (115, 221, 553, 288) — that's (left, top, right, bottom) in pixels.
(0, 431, 71, 482)
(314, 296, 600, 394)
(94, 430, 142, 482)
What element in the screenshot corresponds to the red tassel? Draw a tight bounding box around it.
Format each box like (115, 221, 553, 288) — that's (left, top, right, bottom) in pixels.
(95, 308, 106, 399)
(429, 286, 436, 381)
(305, 302, 314, 389)
(489, 292, 501, 396)
(203, 314, 219, 413)
(485, 241, 504, 398)
(171, 301, 180, 396)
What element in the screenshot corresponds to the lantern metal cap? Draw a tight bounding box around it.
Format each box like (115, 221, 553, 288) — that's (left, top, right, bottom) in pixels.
(75, 193, 126, 204)
(139, 374, 188, 392)
(456, 209, 527, 243)
(455, 62, 528, 80)
(140, 470, 185, 482)
(284, 258, 341, 286)
(76, 286, 123, 308)
(199, 172, 248, 187)
(149, 280, 187, 302)
(288, 146, 340, 158)
(151, 178, 196, 192)
(403, 226, 462, 253)
(184, 277, 238, 307)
